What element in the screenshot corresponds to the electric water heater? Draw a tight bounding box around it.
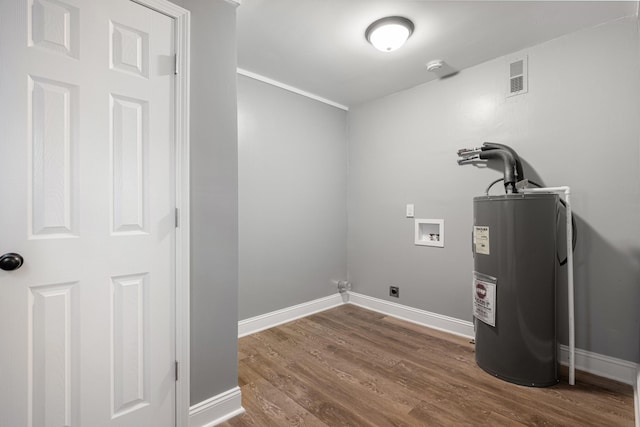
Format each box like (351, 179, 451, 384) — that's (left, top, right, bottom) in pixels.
(473, 193, 558, 386)
(457, 142, 561, 387)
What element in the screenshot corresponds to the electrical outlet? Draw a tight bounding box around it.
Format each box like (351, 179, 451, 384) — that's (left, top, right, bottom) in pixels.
(389, 286, 399, 298)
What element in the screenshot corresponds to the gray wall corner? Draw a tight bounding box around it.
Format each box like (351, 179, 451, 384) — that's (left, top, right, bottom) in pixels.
(237, 76, 348, 319)
(181, 0, 240, 406)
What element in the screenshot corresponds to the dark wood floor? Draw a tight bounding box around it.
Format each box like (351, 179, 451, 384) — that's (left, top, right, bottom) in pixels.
(221, 304, 635, 426)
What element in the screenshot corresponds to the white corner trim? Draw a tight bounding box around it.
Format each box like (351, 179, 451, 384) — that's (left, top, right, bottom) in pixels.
(130, 1, 191, 426)
(224, 0, 241, 7)
(189, 387, 244, 427)
(236, 68, 349, 111)
(174, 5, 191, 427)
(558, 344, 639, 386)
(634, 366, 639, 427)
(346, 292, 475, 339)
(238, 293, 345, 337)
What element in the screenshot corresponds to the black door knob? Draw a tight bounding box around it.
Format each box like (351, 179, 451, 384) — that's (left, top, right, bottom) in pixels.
(0, 253, 24, 271)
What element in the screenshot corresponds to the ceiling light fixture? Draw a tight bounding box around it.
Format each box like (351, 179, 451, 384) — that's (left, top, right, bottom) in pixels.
(365, 16, 414, 52)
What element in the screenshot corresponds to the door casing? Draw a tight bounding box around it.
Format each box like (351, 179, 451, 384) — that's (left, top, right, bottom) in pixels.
(131, 1, 191, 425)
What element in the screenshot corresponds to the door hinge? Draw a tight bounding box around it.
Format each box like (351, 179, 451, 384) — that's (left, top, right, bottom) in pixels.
(175, 360, 179, 382)
(175, 208, 179, 228)
(174, 54, 178, 75)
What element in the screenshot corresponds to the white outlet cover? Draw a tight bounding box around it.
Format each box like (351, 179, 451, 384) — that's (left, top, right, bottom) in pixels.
(406, 204, 414, 218)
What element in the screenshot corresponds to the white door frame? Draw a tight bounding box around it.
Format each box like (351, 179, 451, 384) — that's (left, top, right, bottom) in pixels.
(130, 1, 191, 426)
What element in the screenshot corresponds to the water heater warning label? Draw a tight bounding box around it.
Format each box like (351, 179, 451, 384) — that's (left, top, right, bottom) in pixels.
(474, 226, 490, 255)
(473, 277, 496, 327)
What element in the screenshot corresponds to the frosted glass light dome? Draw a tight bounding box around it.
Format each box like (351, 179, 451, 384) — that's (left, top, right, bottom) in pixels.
(365, 17, 414, 52)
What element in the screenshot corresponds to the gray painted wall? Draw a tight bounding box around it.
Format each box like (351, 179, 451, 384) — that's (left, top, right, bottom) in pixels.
(237, 76, 348, 320)
(348, 17, 640, 363)
(177, 0, 240, 405)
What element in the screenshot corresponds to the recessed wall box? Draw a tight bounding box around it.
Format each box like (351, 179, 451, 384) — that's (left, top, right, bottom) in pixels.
(415, 219, 444, 247)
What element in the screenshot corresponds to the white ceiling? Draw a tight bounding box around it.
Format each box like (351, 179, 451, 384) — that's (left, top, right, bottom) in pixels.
(237, 1, 637, 108)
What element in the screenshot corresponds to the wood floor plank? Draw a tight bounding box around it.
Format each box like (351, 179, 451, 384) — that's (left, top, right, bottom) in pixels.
(222, 305, 635, 427)
(246, 331, 419, 426)
(311, 307, 634, 425)
(242, 352, 375, 426)
(225, 378, 328, 427)
(283, 318, 488, 413)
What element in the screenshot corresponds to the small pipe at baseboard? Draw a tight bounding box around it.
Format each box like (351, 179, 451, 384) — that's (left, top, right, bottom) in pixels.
(333, 280, 351, 293)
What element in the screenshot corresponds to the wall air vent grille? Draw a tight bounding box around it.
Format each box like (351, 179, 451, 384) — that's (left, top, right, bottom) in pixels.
(507, 55, 528, 97)
(511, 75, 524, 93)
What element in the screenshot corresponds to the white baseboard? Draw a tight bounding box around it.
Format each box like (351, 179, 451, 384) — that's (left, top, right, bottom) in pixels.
(558, 344, 638, 386)
(189, 387, 244, 427)
(346, 291, 475, 339)
(238, 293, 345, 338)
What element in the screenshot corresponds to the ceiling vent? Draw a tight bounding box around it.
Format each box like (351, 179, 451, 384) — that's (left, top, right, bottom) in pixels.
(507, 55, 528, 97)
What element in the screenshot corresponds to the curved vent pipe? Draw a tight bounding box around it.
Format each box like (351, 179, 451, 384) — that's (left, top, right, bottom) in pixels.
(457, 142, 522, 193)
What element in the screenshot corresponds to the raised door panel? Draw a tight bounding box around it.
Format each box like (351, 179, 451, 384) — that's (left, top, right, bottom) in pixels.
(28, 76, 77, 238)
(29, 282, 79, 427)
(111, 274, 149, 418)
(110, 95, 148, 235)
(28, 0, 79, 58)
(110, 21, 149, 78)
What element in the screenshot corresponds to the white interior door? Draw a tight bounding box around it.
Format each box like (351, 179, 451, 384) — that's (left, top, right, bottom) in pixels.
(0, 0, 177, 425)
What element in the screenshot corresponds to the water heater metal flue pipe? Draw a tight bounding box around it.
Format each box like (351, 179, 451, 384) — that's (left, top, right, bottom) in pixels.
(481, 142, 525, 183)
(457, 143, 520, 193)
